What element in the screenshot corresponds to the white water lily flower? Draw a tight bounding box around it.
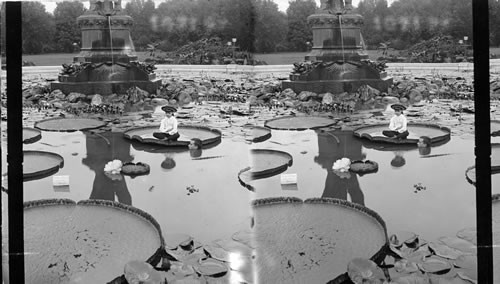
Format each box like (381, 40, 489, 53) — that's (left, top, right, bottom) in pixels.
(332, 158, 351, 172)
(104, 159, 123, 174)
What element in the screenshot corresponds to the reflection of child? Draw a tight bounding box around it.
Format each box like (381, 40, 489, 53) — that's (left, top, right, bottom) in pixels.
(161, 157, 176, 170)
(188, 138, 202, 158)
(417, 136, 431, 155)
(390, 152, 406, 168)
(383, 104, 409, 140)
(153, 106, 180, 141)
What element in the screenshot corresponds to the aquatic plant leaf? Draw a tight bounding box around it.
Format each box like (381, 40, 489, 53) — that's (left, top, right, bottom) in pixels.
(438, 237, 476, 254)
(212, 239, 254, 257)
(193, 258, 228, 277)
(456, 227, 476, 245)
(418, 256, 452, 274)
(349, 160, 379, 174)
(428, 275, 470, 284)
(353, 123, 451, 145)
(347, 258, 386, 284)
(23, 150, 64, 181)
(164, 233, 194, 250)
(241, 124, 271, 142)
(23, 127, 42, 144)
(20, 199, 163, 284)
(394, 259, 419, 273)
(392, 273, 430, 284)
(453, 254, 476, 270)
(203, 244, 231, 262)
(35, 118, 106, 132)
(428, 242, 463, 260)
(264, 115, 337, 130)
(390, 231, 419, 247)
(231, 229, 255, 249)
(124, 125, 222, 147)
(252, 197, 387, 283)
(249, 149, 293, 177)
(456, 269, 477, 284)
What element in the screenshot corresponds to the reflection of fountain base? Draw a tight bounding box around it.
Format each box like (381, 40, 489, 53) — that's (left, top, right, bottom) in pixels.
(51, 80, 162, 95)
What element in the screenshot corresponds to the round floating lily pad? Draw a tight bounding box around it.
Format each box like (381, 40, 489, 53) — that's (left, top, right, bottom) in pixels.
(250, 149, 293, 178)
(252, 197, 388, 283)
(22, 199, 164, 284)
(418, 256, 452, 274)
(124, 125, 222, 147)
(353, 123, 451, 144)
(121, 162, 150, 177)
(349, 160, 379, 174)
(35, 118, 107, 132)
(264, 116, 337, 130)
(193, 258, 228, 277)
(241, 125, 271, 142)
(23, 150, 64, 181)
(23, 127, 42, 144)
(465, 144, 500, 186)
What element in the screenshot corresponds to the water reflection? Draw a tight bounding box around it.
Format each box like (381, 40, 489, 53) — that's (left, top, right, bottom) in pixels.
(81, 131, 133, 205)
(314, 130, 366, 205)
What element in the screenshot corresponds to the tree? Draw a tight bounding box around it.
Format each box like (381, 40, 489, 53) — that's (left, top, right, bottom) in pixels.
(125, 0, 157, 50)
(54, 1, 85, 53)
(21, 1, 55, 54)
(286, 0, 316, 51)
(253, 0, 287, 52)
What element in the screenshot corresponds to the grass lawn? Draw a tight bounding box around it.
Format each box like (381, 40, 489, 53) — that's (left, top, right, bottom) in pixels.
(18, 48, 500, 66)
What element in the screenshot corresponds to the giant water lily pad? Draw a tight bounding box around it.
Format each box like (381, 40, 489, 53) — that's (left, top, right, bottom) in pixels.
(241, 125, 271, 142)
(124, 125, 222, 147)
(353, 123, 451, 144)
(465, 144, 500, 185)
(252, 197, 388, 283)
(238, 149, 294, 190)
(249, 149, 293, 177)
(264, 116, 337, 130)
(23, 150, 64, 181)
(23, 127, 42, 144)
(21, 199, 164, 284)
(34, 118, 107, 132)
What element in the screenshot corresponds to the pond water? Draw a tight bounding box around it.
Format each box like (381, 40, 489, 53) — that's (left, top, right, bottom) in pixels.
(8, 125, 500, 245)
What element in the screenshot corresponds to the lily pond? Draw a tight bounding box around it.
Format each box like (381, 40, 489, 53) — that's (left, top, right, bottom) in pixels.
(3, 103, 500, 283)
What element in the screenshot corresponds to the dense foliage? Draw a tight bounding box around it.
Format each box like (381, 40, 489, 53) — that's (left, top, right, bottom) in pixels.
(1, 0, 500, 55)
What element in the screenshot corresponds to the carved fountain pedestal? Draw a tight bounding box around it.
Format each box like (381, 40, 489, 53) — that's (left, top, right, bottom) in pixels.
(51, 0, 161, 95)
(282, 6, 392, 94)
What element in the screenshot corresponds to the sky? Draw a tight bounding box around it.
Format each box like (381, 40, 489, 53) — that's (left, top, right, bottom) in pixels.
(40, 0, 394, 14)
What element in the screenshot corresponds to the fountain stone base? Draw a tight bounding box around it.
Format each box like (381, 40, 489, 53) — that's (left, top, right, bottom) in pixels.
(51, 80, 162, 95)
(283, 11, 392, 94)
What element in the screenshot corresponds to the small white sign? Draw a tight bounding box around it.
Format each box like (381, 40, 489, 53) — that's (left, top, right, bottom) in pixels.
(53, 175, 70, 187)
(280, 173, 297, 185)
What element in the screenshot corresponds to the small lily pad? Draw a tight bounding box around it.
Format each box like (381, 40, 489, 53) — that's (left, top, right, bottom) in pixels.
(438, 236, 476, 254)
(193, 258, 228, 277)
(203, 244, 231, 262)
(23, 127, 42, 144)
(121, 162, 150, 176)
(349, 160, 379, 174)
(35, 118, 107, 132)
(164, 233, 193, 250)
(465, 144, 500, 186)
(418, 256, 452, 274)
(264, 116, 337, 130)
(456, 227, 477, 245)
(428, 242, 463, 260)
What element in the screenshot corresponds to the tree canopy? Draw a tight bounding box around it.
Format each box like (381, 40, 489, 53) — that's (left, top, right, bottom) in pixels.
(5, 0, 500, 55)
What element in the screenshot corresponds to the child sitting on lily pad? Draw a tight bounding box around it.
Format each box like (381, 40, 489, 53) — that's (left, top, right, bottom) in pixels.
(383, 103, 409, 140)
(153, 105, 179, 141)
